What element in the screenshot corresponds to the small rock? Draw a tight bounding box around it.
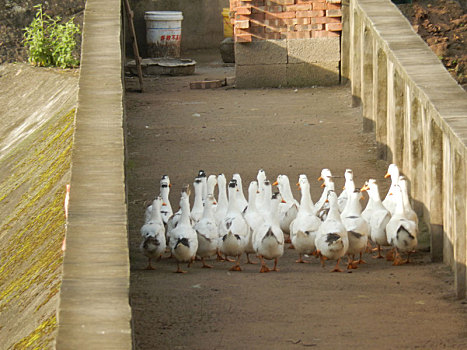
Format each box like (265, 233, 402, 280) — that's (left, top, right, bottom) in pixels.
(192, 113, 201, 117)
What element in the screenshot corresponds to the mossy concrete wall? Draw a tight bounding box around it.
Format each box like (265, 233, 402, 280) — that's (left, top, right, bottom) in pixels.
(342, 0, 467, 298)
(0, 65, 78, 349)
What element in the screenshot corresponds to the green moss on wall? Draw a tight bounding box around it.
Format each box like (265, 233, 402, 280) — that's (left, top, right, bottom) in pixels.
(0, 108, 75, 349)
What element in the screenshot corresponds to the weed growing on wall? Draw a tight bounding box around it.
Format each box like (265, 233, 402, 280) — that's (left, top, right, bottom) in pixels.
(23, 4, 80, 68)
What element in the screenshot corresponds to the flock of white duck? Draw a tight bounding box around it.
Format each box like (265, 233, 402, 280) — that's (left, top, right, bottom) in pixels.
(140, 164, 419, 273)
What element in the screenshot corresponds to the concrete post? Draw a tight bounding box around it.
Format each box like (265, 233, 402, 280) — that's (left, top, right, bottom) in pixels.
(455, 150, 466, 299)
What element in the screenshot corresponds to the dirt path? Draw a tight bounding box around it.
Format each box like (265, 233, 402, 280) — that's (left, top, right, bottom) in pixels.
(124, 50, 467, 349)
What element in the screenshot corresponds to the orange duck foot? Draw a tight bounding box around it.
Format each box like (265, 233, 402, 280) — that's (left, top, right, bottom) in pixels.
(260, 265, 270, 273)
(229, 265, 242, 272)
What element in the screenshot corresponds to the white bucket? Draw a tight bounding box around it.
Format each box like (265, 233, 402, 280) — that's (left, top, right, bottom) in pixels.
(144, 11, 183, 58)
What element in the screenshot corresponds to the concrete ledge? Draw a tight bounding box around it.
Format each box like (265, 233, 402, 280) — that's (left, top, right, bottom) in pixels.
(56, 0, 132, 348)
(287, 62, 340, 86)
(287, 38, 341, 63)
(236, 64, 287, 88)
(235, 40, 288, 65)
(344, 0, 467, 298)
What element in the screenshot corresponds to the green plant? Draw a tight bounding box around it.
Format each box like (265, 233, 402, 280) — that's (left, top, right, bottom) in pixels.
(23, 4, 80, 68)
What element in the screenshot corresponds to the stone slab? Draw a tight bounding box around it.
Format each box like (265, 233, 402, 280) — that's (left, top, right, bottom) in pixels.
(286, 62, 340, 86)
(235, 64, 287, 88)
(287, 37, 341, 63)
(235, 40, 288, 65)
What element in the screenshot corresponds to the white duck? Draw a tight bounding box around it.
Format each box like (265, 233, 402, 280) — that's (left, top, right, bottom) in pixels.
(273, 174, 299, 237)
(290, 175, 321, 263)
(159, 175, 173, 225)
(144, 175, 172, 225)
(316, 172, 335, 221)
(253, 192, 285, 273)
(190, 177, 204, 223)
(315, 189, 349, 272)
(399, 176, 418, 224)
(219, 179, 249, 271)
(338, 169, 354, 212)
(341, 189, 369, 269)
(214, 173, 228, 227)
(169, 186, 199, 273)
(233, 173, 248, 212)
(361, 179, 391, 259)
(140, 196, 167, 269)
(382, 163, 400, 214)
(315, 168, 333, 212)
(194, 194, 219, 268)
(197, 169, 208, 202)
(207, 174, 218, 211)
(243, 181, 264, 264)
(257, 179, 273, 221)
(386, 184, 418, 265)
(255, 169, 267, 209)
(339, 176, 356, 220)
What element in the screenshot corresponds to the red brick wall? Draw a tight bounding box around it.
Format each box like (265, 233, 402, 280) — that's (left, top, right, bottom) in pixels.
(230, 0, 342, 42)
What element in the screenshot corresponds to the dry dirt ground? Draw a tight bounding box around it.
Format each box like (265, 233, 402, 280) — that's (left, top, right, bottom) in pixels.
(398, 0, 467, 90)
(124, 50, 467, 350)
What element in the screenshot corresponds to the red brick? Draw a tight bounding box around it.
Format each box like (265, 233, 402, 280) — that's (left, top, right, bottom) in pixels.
(296, 23, 323, 30)
(285, 4, 312, 11)
(266, 0, 294, 4)
(295, 17, 311, 24)
(312, 3, 326, 10)
(234, 27, 249, 35)
(326, 3, 341, 10)
(236, 6, 252, 15)
(250, 18, 265, 26)
(326, 9, 342, 17)
(294, 24, 312, 31)
(311, 16, 341, 24)
(326, 22, 342, 31)
(312, 30, 340, 37)
(254, 32, 283, 40)
(287, 31, 311, 39)
(236, 14, 250, 21)
(250, 13, 265, 20)
(265, 11, 296, 19)
(264, 19, 284, 27)
(253, 5, 283, 13)
(236, 34, 252, 42)
(296, 10, 325, 17)
(235, 20, 250, 28)
(265, 25, 287, 32)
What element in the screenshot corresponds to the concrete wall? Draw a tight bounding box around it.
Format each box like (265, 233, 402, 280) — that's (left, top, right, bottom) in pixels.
(127, 0, 229, 57)
(56, 0, 133, 348)
(342, 0, 467, 299)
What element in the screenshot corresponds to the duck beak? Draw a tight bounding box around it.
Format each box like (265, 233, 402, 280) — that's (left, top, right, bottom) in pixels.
(272, 181, 278, 186)
(162, 202, 167, 206)
(320, 183, 325, 188)
(360, 185, 369, 192)
(384, 173, 390, 178)
(169, 183, 172, 187)
(213, 201, 217, 205)
(342, 186, 345, 190)
(317, 176, 323, 181)
(281, 199, 287, 203)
